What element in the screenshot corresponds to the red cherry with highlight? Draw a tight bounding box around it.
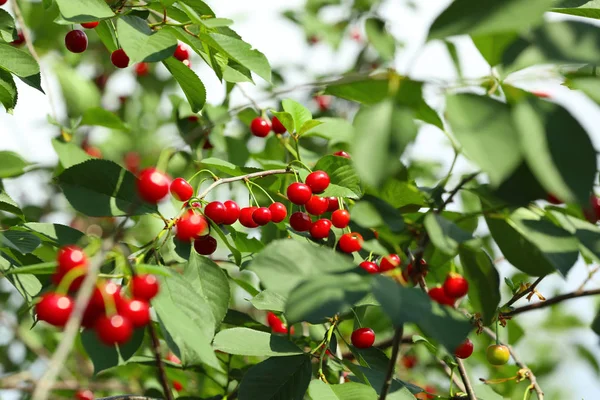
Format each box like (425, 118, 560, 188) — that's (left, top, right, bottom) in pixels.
(267, 312, 281, 327)
(339, 232, 363, 253)
(443, 273, 469, 299)
(351, 327, 375, 349)
(428, 286, 455, 306)
(137, 168, 170, 203)
(176, 212, 208, 241)
(380, 254, 401, 272)
(332, 209, 350, 228)
(81, 21, 99, 29)
(135, 62, 150, 77)
(111, 49, 129, 68)
(271, 116, 286, 134)
(223, 200, 240, 225)
(205, 201, 227, 224)
(95, 314, 133, 345)
(174, 43, 190, 61)
(53, 245, 88, 290)
(290, 212, 312, 232)
(239, 207, 259, 228)
(194, 235, 218, 255)
(250, 117, 271, 138)
(454, 338, 474, 359)
(269, 202, 287, 223)
(305, 170, 330, 194)
(305, 195, 329, 216)
(287, 182, 312, 205)
(75, 390, 94, 400)
(309, 219, 332, 239)
(90, 281, 122, 310)
(36, 293, 73, 327)
(119, 299, 151, 328)
(359, 261, 379, 274)
(252, 207, 272, 226)
(333, 150, 351, 159)
(170, 178, 194, 202)
(131, 274, 160, 301)
(65, 30, 88, 53)
(173, 381, 183, 392)
(327, 197, 340, 211)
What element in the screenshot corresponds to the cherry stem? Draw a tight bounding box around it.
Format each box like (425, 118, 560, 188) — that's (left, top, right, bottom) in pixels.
(247, 180, 275, 203)
(245, 181, 260, 207)
(197, 168, 291, 199)
(287, 159, 312, 173)
(187, 169, 219, 184)
(100, 283, 117, 317)
(55, 267, 87, 296)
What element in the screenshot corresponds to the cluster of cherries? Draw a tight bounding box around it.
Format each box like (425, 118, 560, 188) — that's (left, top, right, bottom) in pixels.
(454, 337, 510, 366)
(266, 312, 293, 334)
(249, 116, 287, 137)
(35, 244, 160, 345)
(427, 272, 469, 307)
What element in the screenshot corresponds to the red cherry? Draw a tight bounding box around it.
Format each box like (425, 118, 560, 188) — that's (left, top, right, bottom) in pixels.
(111, 49, 129, 68)
(252, 207, 272, 226)
(339, 232, 363, 253)
(269, 202, 287, 223)
(223, 200, 240, 225)
(174, 43, 190, 61)
(81, 303, 104, 329)
(359, 261, 379, 274)
(95, 314, 133, 345)
(305, 170, 330, 194)
(547, 193, 562, 204)
(271, 116, 286, 134)
(454, 338, 474, 359)
(176, 212, 208, 241)
(173, 380, 184, 392)
(205, 201, 227, 224)
(65, 30, 88, 53)
(135, 62, 150, 77)
(333, 150, 351, 159)
(250, 117, 271, 138)
(351, 327, 375, 349)
(0, 0, 8, 5)
(131, 274, 160, 301)
(327, 197, 340, 211)
(81, 21, 99, 29)
(332, 209, 350, 228)
(267, 312, 281, 327)
(309, 219, 332, 239)
(11, 31, 24, 46)
(119, 299, 151, 328)
(53, 245, 88, 290)
(380, 254, 401, 272)
(315, 95, 331, 112)
(589, 195, 600, 223)
(137, 168, 170, 203)
(290, 212, 312, 232)
(194, 235, 218, 255)
(170, 178, 194, 202)
(287, 182, 312, 205)
(239, 207, 259, 228)
(305, 195, 329, 216)
(90, 281, 122, 310)
(401, 355, 417, 369)
(124, 152, 141, 174)
(443, 273, 469, 298)
(84, 146, 102, 158)
(75, 389, 94, 400)
(428, 286, 455, 306)
(271, 320, 290, 334)
(36, 293, 73, 327)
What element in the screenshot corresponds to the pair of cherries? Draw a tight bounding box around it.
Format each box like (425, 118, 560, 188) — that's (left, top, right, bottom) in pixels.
(266, 312, 293, 334)
(454, 338, 510, 366)
(250, 116, 287, 137)
(428, 273, 469, 307)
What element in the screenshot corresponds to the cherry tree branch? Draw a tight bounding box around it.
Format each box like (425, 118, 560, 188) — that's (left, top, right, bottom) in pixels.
(503, 276, 545, 308)
(503, 288, 600, 317)
(197, 168, 291, 199)
(439, 360, 466, 393)
(379, 325, 404, 400)
(148, 322, 173, 400)
(455, 358, 476, 400)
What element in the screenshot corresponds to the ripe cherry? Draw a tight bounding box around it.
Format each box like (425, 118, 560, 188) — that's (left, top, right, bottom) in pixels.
(359, 261, 379, 274)
(170, 178, 194, 202)
(332, 209, 350, 228)
(267, 312, 292, 334)
(315, 95, 331, 112)
(267, 312, 281, 327)
(173, 381, 184, 392)
(137, 168, 170, 203)
(327, 197, 340, 211)
(401, 355, 417, 369)
(36, 293, 73, 327)
(81, 303, 104, 329)
(333, 150, 351, 159)
(90, 281, 122, 310)
(339, 232, 363, 253)
(250, 117, 271, 137)
(454, 338, 474, 359)
(310, 219, 332, 239)
(84, 146, 102, 158)
(131, 274, 160, 301)
(290, 212, 312, 232)
(81, 21, 99, 29)
(75, 389, 94, 400)
(443, 273, 469, 299)
(119, 299, 150, 328)
(176, 212, 208, 241)
(351, 327, 375, 349)
(380, 254, 401, 272)
(53, 245, 88, 290)
(173, 43, 190, 61)
(428, 286, 455, 307)
(95, 314, 133, 345)
(305, 170, 330, 193)
(486, 344, 510, 366)
(287, 182, 312, 205)
(269, 202, 287, 223)
(65, 30, 88, 53)
(11, 31, 24, 46)
(252, 207, 272, 226)
(223, 200, 240, 225)
(546, 193, 562, 204)
(305, 195, 329, 216)
(194, 235, 218, 255)
(111, 49, 130, 68)
(271, 116, 286, 134)
(0, 0, 8, 5)
(205, 201, 227, 224)
(239, 207, 259, 228)
(135, 62, 150, 77)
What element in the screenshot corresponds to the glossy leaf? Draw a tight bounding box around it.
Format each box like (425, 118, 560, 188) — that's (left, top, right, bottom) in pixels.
(0, 69, 17, 113)
(308, 380, 378, 400)
(251, 290, 287, 312)
(424, 213, 473, 255)
(81, 107, 129, 130)
(459, 245, 500, 325)
(314, 155, 362, 199)
(54, 0, 114, 22)
(51, 139, 92, 173)
(553, 0, 600, 18)
(282, 99, 312, 134)
(365, 18, 395, 61)
(0, 151, 30, 178)
(0, 190, 22, 218)
(163, 58, 206, 113)
(117, 16, 177, 63)
(80, 327, 145, 374)
(213, 328, 303, 356)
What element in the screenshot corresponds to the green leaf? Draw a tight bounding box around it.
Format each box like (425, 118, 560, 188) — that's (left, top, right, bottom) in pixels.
(395, 79, 443, 129)
(184, 250, 230, 332)
(308, 380, 378, 400)
(298, 119, 323, 136)
(352, 100, 417, 188)
(459, 245, 500, 325)
(372, 275, 472, 352)
(575, 344, 600, 376)
(95, 20, 118, 52)
(282, 99, 312, 134)
(347, 364, 421, 399)
(0, 151, 31, 178)
(56, 159, 157, 217)
(302, 117, 353, 145)
(55, 66, 101, 117)
(200, 157, 261, 176)
(238, 355, 312, 400)
(553, 0, 600, 18)
(248, 239, 357, 296)
(569, 77, 600, 105)
(314, 155, 362, 199)
(513, 98, 596, 205)
(486, 208, 579, 277)
(251, 290, 287, 312)
(163, 58, 206, 113)
(213, 328, 303, 357)
(0, 190, 22, 218)
(427, 0, 551, 40)
(351, 195, 404, 232)
(23, 222, 84, 247)
(471, 32, 519, 67)
(376, 179, 427, 210)
(0, 230, 41, 254)
(54, 0, 114, 22)
(285, 273, 371, 324)
(0, 43, 42, 92)
(81, 107, 129, 130)
(117, 16, 177, 63)
(0, 9, 16, 43)
(0, 69, 17, 113)
(325, 75, 389, 105)
(552, 212, 600, 264)
(270, 110, 294, 133)
(81, 328, 145, 374)
(474, 384, 505, 400)
(445, 94, 521, 186)
(424, 213, 472, 255)
(592, 308, 600, 337)
(51, 139, 92, 174)
(153, 274, 223, 371)
(365, 18, 396, 61)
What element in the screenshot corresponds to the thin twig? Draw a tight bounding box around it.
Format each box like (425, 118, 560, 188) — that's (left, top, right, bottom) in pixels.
(455, 358, 476, 400)
(237, 84, 262, 111)
(439, 360, 466, 393)
(148, 323, 174, 400)
(503, 288, 600, 317)
(379, 325, 404, 400)
(197, 168, 291, 199)
(576, 265, 600, 292)
(0, 375, 128, 392)
(504, 276, 545, 308)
